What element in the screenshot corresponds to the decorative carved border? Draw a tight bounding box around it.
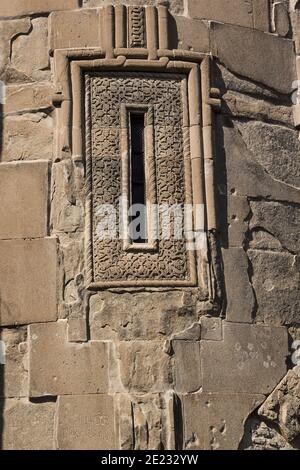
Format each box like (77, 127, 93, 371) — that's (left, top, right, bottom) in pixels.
(52, 5, 221, 294)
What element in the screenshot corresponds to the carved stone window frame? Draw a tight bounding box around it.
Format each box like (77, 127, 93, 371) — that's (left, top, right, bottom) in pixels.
(52, 40, 219, 294)
(120, 103, 157, 253)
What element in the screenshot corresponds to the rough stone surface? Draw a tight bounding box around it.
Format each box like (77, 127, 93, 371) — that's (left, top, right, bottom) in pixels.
(0, 161, 49, 239)
(249, 200, 300, 253)
(56, 395, 117, 450)
(49, 9, 101, 52)
(118, 341, 172, 393)
(51, 160, 84, 233)
(189, 0, 254, 28)
(0, 0, 80, 18)
(0, 238, 57, 326)
(248, 250, 300, 326)
(90, 291, 199, 341)
(0, 328, 28, 398)
(1, 399, 55, 450)
(236, 120, 300, 190)
(29, 321, 109, 397)
(4, 82, 54, 115)
(222, 248, 255, 323)
(219, 117, 300, 204)
(211, 23, 295, 94)
(10, 18, 50, 82)
(172, 340, 201, 393)
(201, 321, 288, 394)
(2, 113, 53, 162)
(183, 392, 264, 450)
(258, 366, 300, 442)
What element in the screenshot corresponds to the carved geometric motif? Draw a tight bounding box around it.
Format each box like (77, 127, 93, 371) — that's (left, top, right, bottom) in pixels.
(86, 72, 197, 286)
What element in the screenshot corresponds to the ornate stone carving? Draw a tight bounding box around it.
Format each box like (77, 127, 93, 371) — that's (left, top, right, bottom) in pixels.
(86, 72, 197, 287)
(128, 6, 146, 48)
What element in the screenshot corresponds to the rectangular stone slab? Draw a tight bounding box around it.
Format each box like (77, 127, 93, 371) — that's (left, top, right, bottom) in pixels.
(0, 238, 57, 326)
(29, 321, 109, 397)
(56, 395, 116, 450)
(0, 161, 49, 239)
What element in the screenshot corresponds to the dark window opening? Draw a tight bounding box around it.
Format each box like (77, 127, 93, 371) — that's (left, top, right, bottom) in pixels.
(129, 113, 147, 244)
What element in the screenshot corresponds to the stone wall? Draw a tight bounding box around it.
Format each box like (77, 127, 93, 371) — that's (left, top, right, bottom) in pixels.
(0, 0, 299, 450)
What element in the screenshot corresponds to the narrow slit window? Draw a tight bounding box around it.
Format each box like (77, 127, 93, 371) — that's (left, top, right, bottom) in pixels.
(129, 113, 147, 244)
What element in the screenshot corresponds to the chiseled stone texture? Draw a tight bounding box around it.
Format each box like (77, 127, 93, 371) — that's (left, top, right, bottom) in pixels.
(188, 0, 254, 28)
(222, 248, 255, 323)
(0, 161, 49, 240)
(219, 117, 300, 204)
(0, 238, 57, 326)
(3, 113, 53, 162)
(1, 399, 55, 450)
(248, 250, 300, 326)
(49, 9, 101, 52)
(249, 201, 300, 253)
(29, 321, 109, 397)
(172, 340, 201, 393)
(258, 366, 300, 443)
(10, 18, 50, 82)
(236, 120, 300, 190)
(4, 82, 54, 115)
(51, 160, 84, 234)
(183, 392, 264, 450)
(56, 395, 117, 450)
(0, 0, 80, 18)
(201, 321, 288, 394)
(0, 327, 28, 398)
(211, 23, 295, 94)
(118, 341, 172, 393)
(90, 291, 199, 341)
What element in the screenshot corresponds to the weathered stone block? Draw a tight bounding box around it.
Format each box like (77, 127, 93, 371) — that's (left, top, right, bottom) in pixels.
(183, 392, 264, 450)
(211, 23, 295, 94)
(258, 366, 300, 442)
(0, 238, 57, 326)
(0, 0, 80, 18)
(252, 0, 270, 32)
(3, 113, 53, 162)
(56, 395, 117, 450)
(237, 120, 300, 190)
(219, 118, 300, 204)
(228, 195, 250, 247)
(173, 16, 209, 53)
(0, 161, 49, 239)
(172, 340, 201, 393)
(49, 9, 101, 53)
(4, 82, 54, 114)
(250, 200, 300, 253)
(0, 18, 31, 77)
(1, 327, 28, 398)
(51, 160, 84, 233)
(29, 321, 109, 397)
(201, 322, 288, 394)
(273, 2, 290, 37)
(188, 0, 253, 28)
(200, 317, 222, 341)
(222, 248, 254, 323)
(1, 398, 55, 450)
(11, 18, 50, 82)
(90, 291, 198, 341)
(248, 250, 300, 326)
(118, 341, 172, 393)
